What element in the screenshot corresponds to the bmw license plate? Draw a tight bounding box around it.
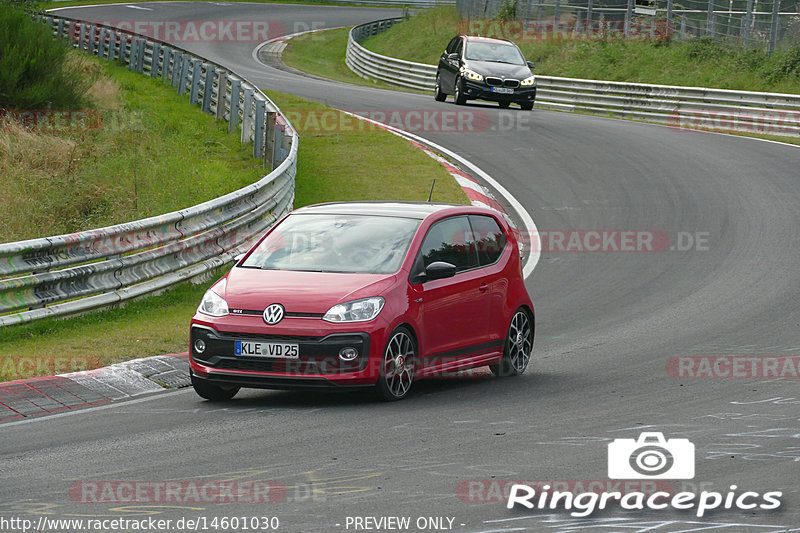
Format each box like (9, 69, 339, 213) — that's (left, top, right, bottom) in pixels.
(235, 341, 299, 358)
(492, 87, 514, 94)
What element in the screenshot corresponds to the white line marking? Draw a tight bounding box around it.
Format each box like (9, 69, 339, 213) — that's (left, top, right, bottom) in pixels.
(126, 4, 153, 10)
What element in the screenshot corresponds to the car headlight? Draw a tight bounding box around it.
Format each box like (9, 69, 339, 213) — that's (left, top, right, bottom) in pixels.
(520, 75, 536, 86)
(197, 289, 229, 317)
(323, 297, 385, 323)
(461, 68, 484, 82)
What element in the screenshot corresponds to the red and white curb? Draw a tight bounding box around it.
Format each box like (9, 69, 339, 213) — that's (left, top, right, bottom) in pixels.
(0, 353, 190, 422)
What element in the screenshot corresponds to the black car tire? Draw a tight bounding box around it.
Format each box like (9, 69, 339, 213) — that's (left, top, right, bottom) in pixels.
(520, 102, 534, 111)
(375, 326, 417, 401)
(434, 74, 447, 102)
(191, 375, 240, 401)
(453, 77, 467, 105)
(490, 308, 534, 377)
(499, 101, 511, 109)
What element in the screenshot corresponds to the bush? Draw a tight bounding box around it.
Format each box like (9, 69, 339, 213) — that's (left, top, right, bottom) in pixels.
(0, 6, 90, 110)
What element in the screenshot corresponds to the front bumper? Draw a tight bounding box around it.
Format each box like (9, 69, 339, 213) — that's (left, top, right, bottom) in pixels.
(189, 321, 382, 389)
(463, 80, 537, 103)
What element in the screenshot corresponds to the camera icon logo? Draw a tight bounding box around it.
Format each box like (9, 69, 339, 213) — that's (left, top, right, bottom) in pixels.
(608, 432, 695, 479)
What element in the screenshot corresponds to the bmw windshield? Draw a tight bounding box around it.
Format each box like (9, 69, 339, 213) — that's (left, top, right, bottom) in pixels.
(464, 42, 525, 65)
(241, 213, 421, 274)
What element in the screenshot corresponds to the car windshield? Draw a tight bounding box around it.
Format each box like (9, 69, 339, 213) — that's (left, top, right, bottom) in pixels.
(464, 42, 525, 65)
(241, 213, 421, 274)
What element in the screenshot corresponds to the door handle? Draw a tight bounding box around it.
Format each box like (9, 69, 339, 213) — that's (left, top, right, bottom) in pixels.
(479, 282, 488, 292)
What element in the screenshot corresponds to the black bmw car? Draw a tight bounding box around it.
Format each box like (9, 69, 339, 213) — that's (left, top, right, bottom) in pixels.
(435, 35, 536, 110)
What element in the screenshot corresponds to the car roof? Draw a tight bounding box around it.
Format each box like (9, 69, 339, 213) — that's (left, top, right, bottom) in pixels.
(292, 201, 476, 220)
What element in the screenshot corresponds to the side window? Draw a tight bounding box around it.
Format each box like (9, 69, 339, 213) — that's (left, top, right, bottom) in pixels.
(469, 215, 507, 266)
(445, 37, 459, 54)
(454, 39, 464, 58)
(415, 216, 477, 275)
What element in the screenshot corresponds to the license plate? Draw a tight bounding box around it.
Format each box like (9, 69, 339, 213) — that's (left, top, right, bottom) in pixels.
(492, 87, 514, 94)
(235, 341, 299, 358)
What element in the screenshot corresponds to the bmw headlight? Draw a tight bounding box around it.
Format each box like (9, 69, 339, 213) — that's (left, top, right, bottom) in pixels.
(323, 297, 385, 323)
(198, 288, 229, 317)
(461, 68, 484, 82)
(521, 75, 536, 86)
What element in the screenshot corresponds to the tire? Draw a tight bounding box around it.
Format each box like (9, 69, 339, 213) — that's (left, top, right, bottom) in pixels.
(520, 102, 534, 111)
(434, 74, 447, 102)
(453, 77, 467, 105)
(191, 375, 240, 401)
(498, 101, 511, 109)
(490, 308, 534, 377)
(375, 327, 417, 401)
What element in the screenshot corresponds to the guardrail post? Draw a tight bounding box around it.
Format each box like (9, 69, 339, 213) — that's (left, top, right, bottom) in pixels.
(178, 55, 191, 94)
(112, 32, 121, 61)
(216, 71, 228, 120)
(151, 43, 161, 78)
(281, 127, 291, 162)
(253, 99, 266, 159)
(743, 0, 753, 45)
(137, 41, 145, 73)
(242, 89, 254, 143)
(681, 14, 686, 39)
(587, 0, 594, 37)
(554, 0, 561, 30)
(90, 25, 99, 56)
(161, 47, 173, 82)
(229, 80, 242, 133)
(202, 65, 216, 113)
(265, 111, 276, 169)
(189, 60, 202, 104)
(97, 28, 111, 59)
(81, 23, 89, 52)
(625, 0, 633, 38)
(128, 39, 138, 70)
(769, 0, 780, 52)
(666, 0, 673, 38)
(706, 0, 715, 36)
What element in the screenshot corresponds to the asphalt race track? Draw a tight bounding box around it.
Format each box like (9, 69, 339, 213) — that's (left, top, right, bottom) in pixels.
(2, 3, 800, 532)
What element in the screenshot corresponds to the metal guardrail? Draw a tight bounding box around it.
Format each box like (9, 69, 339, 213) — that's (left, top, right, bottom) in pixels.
(0, 14, 299, 327)
(346, 18, 800, 135)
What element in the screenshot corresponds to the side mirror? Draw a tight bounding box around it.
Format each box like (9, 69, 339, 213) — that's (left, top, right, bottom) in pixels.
(527, 61, 535, 70)
(447, 53, 460, 63)
(425, 261, 457, 281)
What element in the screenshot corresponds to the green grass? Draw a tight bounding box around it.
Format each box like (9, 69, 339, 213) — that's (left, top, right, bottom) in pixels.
(0, 86, 468, 381)
(34, 0, 397, 9)
(0, 55, 264, 242)
(360, 6, 800, 94)
(281, 28, 426, 94)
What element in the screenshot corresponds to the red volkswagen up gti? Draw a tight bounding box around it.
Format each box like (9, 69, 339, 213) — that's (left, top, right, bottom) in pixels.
(189, 202, 534, 401)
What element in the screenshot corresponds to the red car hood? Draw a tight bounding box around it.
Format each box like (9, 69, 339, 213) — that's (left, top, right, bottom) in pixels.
(219, 268, 399, 314)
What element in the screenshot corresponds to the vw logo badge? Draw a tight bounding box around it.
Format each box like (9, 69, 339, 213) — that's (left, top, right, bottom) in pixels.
(263, 303, 285, 325)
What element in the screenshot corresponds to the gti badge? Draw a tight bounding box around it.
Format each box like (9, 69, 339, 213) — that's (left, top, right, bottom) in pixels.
(263, 303, 285, 325)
